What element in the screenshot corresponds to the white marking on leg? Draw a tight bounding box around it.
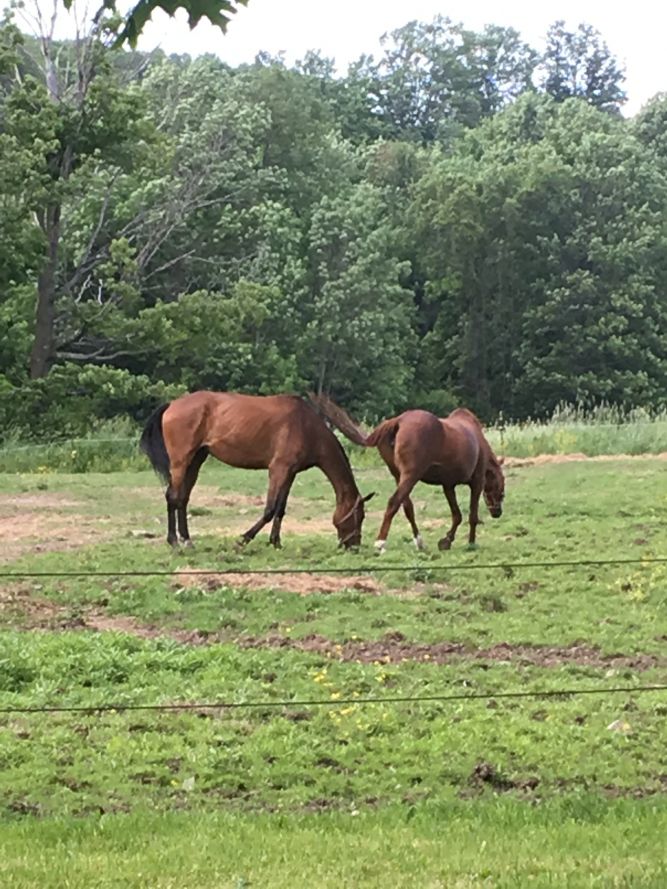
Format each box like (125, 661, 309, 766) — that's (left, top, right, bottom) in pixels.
(374, 539, 386, 553)
(414, 534, 424, 551)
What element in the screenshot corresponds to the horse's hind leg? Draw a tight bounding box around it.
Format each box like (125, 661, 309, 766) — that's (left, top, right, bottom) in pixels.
(438, 486, 462, 551)
(164, 448, 203, 548)
(177, 447, 209, 546)
(375, 474, 419, 552)
(240, 462, 294, 546)
(402, 497, 424, 551)
(165, 461, 187, 547)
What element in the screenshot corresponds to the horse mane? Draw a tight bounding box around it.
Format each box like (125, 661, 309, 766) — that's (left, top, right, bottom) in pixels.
(303, 395, 361, 487)
(307, 393, 369, 447)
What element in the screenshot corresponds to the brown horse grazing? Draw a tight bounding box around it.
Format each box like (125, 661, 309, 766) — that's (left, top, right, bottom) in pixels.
(140, 391, 374, 549)
(310, 395, 504, 552)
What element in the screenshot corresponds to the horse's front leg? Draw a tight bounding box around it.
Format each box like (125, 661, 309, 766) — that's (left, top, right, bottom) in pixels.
(438, 485, 462, 551)
(268, 471, 296, 548)
(240, 463, 294, 547)
(467, 479, 484, 546)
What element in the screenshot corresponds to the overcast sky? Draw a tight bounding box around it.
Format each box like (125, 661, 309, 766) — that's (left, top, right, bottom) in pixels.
(129, 0, 666, 115)
(13, 0, 667, 115)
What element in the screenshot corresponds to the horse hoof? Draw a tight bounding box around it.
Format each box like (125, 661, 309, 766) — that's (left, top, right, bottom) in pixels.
(181, 539, 194, 549)
(270, 540, 282, 549)
(167, 538, 179, 548)
(437, 537, 452, 551)
(466, 542, 478, 551)
(374, 539, 386, 554)
(414, 534, 424, 552)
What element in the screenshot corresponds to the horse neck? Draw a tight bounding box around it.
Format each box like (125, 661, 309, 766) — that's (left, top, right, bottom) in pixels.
(318, 434, 359, 508)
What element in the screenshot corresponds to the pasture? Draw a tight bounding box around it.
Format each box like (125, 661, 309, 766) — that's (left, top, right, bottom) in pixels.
(0, 454, 666, 886)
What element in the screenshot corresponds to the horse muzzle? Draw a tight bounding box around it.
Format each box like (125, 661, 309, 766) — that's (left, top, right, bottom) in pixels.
(338, 532, 361, 549)
(489, 506, 502, 518)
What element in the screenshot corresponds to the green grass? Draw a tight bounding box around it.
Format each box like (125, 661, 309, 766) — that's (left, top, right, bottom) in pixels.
(0, 458, 666, 884)
(3, 799, 667, 888)
(487, 403, 667, 458)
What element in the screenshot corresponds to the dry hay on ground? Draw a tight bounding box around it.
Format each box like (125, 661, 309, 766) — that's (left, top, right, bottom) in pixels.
(504, 452, 667, 468)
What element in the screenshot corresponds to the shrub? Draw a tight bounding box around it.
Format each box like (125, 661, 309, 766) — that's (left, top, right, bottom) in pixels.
(0, 364, 184, 443)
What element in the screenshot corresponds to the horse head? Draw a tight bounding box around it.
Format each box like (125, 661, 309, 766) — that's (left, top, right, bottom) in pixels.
(335, 492, 375, 548)
(483, 456, 505, 518)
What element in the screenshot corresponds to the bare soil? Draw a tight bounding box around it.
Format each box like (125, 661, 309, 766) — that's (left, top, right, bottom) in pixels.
(0, 487, 339, 564)
(0, 492, 111, 563)
(174, 571, 382, 596)
(4, 589, 661, 670)
(0, 589, 210, 644)
(238, 631, 663, 671)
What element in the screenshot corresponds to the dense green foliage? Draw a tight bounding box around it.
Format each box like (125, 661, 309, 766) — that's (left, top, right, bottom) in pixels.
(1, 10, 666, 439)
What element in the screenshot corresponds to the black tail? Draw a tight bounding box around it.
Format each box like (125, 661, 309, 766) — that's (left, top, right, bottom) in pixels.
(139, 403, 171, 484)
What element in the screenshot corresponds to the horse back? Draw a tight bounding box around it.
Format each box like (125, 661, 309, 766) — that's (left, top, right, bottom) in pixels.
(162, 391, 314, 469)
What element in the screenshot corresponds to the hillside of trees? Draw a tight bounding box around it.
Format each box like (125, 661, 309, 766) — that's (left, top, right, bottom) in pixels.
(1, 11, 666, 439)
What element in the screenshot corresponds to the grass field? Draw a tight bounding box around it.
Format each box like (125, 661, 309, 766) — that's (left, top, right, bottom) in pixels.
(0, 455, 666, 886)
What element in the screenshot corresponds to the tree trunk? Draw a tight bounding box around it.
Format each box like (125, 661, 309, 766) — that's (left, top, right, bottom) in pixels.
(29, 204, 61, 379)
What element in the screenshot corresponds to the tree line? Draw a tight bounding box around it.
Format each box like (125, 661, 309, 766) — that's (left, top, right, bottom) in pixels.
(1, 8, 666, 439)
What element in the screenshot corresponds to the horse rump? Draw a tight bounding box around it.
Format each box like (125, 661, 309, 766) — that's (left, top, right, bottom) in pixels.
(366, 417, 400, 449)
(140, 403, 171, 483)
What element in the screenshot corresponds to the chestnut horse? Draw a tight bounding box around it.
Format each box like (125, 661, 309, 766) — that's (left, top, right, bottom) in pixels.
(311, 395, 504, 552)
(140, 391, 374, 549)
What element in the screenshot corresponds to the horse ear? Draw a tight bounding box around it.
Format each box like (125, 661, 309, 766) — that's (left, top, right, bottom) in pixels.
(362, 492, 376, 503)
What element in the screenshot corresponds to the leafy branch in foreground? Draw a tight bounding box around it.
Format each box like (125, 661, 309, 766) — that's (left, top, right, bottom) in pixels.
(85, 0, 248, 48)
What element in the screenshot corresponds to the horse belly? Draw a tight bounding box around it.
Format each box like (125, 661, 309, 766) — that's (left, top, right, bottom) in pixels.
(420, 467, 449, 485)
(421, 454, 476, 487)
(207, 439, 272, 471)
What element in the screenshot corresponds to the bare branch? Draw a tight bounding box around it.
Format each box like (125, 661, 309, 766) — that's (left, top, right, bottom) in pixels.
(56, 347, 139, 363)
(144, 249, 196, 281)
(62, 172, 120, 295)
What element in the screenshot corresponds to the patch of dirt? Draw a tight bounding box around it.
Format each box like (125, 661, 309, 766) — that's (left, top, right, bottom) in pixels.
(0, 590, 211, 644)
(182, 487, 337, 535)
(505, 452, 667, 468)
(185, 488, 265, 510)
(0, 485, 341, 565)
(76, 610, 216, 645)
(464, 761, 539, 795)
(222, 516, 338, 537)
(601, 775, 667, 799)
(0, 493, 111, 563)
(238, 631, 664, 671)
(174, 572, 382, 596)
(2, 493, 84, 510)
(0, 586, 63, 621)
(4, 593, 662, 672)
